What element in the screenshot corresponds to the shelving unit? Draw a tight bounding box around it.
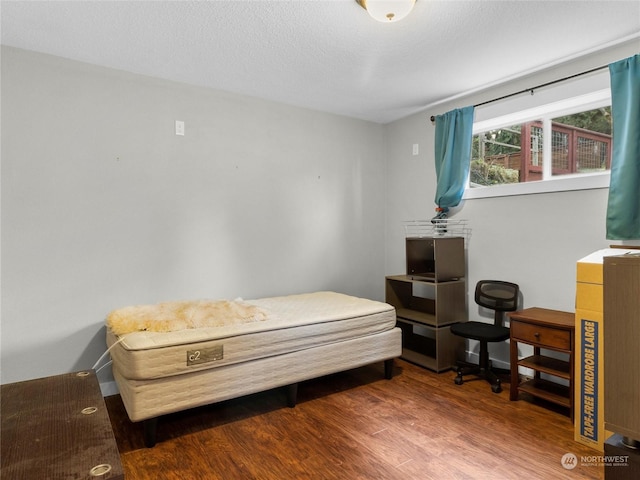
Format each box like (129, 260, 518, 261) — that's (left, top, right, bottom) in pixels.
(386, 233, 468, 372)
(386, 275, 466, 372)
(509, 307, 575, 418)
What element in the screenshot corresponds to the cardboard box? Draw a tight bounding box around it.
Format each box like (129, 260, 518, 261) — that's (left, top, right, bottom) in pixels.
(575, 308, 608, 450)
(575, 282, 602, 312)
(576, 248, 637, 285)
(574, 249, 637, 451)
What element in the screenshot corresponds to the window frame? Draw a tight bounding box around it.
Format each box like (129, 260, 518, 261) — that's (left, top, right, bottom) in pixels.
(464, 88, 612, 200)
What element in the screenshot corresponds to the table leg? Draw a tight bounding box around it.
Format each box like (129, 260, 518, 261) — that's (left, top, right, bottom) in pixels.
(510, 339, 518, 401)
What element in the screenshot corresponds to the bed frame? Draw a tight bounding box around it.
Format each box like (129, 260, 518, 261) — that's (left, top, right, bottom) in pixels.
(107, 293, 402, 447)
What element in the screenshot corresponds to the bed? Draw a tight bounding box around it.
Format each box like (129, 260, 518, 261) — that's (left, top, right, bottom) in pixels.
(106, 291, 401, 447)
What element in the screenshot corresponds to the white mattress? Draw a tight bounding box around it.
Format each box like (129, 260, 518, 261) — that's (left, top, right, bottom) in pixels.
(116, 328, 402, 422)
(107, 291, 396, 381)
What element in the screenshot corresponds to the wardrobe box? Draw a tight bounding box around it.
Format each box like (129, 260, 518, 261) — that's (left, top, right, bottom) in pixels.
(574, 249, 636, 451)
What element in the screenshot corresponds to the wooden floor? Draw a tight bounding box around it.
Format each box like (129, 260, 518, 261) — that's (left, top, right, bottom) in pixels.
(105, 359, 604, 480)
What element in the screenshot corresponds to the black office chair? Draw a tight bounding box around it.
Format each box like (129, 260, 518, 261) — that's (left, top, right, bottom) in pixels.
(450, 280, 519, 393)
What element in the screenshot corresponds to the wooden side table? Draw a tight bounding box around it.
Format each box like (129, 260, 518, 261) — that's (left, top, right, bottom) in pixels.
(509, 307, 575, 419)
(1, 370, 124, 479)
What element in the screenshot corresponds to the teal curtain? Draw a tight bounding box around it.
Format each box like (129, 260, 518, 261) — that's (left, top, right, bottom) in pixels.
(434, 106, 475, 212)
(606, 54, 640, 240)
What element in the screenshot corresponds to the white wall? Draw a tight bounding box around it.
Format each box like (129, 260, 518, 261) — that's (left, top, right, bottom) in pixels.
(1, 47, 387, 389)
(384, 40, 640, 366)
(2, 40, 638, 390)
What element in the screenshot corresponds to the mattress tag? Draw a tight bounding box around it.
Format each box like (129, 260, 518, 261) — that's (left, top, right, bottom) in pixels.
(187, 345, 223, 366)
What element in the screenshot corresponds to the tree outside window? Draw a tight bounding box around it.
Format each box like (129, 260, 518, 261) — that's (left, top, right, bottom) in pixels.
(470, 107, 611, 188)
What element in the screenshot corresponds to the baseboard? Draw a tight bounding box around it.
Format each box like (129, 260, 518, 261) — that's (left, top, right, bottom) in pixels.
(99, 380, 119, 397)
(465, 351, 510, 370)
(464, 351, 536, 378)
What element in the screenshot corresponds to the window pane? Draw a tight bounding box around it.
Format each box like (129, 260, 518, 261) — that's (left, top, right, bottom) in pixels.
(470, 123, 540, 187)
(550, 107, 612, 176)
(529, 124, 544, 182)
(552, 127, 570, 173)
(470, 106, 612, 187)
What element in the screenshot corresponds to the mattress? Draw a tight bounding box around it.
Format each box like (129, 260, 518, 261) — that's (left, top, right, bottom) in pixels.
(107, 291, 396, 381)
(116, 328, 401, 422)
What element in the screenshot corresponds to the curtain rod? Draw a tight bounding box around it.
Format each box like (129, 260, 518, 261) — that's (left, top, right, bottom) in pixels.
(429, 64, 609, 123)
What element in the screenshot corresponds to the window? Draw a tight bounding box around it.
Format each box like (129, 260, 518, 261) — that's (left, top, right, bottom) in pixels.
(464, 71, 613, 199)
(470, 107, 612, 187)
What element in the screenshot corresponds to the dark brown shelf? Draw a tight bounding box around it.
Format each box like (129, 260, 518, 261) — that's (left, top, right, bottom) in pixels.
(396, 309, 459, 328)
(517, 378, 571, 408)
(387, 266, 466, 373)
(385, 274, 465, 285)
(518, 354, 571, 380)
(400, 349, 438, 372)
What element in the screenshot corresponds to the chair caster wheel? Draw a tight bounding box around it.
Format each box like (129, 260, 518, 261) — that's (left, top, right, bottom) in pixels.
(491, 383, 502, 394)
(454, 376, 463, 385)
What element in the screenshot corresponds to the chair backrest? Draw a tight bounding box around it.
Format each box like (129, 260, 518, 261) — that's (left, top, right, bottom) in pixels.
(475, 280, 520, 327)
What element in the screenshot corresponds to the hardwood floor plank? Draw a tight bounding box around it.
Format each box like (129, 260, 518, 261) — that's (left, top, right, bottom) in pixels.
(105, 359, 604, 479)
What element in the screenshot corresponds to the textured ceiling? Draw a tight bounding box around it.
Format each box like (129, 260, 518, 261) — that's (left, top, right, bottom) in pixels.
(2, 0, 639, 124)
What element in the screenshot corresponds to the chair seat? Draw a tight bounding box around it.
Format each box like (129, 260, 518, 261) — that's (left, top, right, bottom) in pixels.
(450, 321, 510, 342)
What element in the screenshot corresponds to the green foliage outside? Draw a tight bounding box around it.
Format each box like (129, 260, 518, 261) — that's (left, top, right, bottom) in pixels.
(470, 127, 522, 186)
(470, 106, 612, 186)
(470, 159, 519, 186)
(554, 107, 612, 134)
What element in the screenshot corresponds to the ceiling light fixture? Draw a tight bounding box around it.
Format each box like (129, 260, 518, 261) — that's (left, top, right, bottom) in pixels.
(356, 0, 416, 23)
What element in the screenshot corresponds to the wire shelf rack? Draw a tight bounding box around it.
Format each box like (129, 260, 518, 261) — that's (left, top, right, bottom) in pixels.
(403, 219, 471, 241)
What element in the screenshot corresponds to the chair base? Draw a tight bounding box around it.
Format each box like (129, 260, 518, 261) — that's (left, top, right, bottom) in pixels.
(453, 359, 504, 394)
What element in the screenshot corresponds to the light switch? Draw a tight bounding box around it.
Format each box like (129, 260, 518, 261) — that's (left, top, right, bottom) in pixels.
(175, 120, 185, 136)
(412, 144, 419, 155)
